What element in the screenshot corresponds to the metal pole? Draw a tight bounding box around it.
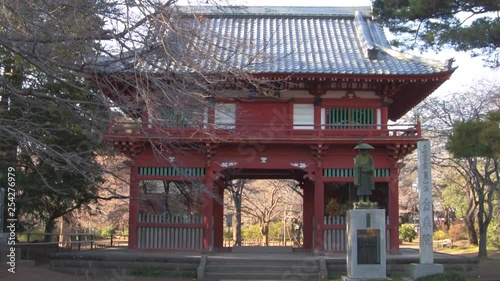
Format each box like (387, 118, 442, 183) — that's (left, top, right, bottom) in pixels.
(283, 209, 286, 246)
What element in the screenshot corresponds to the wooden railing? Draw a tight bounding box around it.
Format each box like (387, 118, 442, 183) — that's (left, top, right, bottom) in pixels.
(16, 232, 95, 260)
(105, 121, 421, 142)
(137, 214, 204, 250)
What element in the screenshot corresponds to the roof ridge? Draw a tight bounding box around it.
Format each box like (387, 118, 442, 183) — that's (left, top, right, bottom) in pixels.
(374, 45, 455, 71)
(177, 5, 372, 18)
(354, 10, 377, 60)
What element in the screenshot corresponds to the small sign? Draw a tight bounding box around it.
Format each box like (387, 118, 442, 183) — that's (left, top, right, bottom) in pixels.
(225, 214, 233, 227)
(357, 229, 380, 264)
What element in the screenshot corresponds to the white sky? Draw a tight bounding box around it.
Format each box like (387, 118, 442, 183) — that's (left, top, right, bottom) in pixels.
(181, 0, 499, 97)
(229, 0, 371, 6)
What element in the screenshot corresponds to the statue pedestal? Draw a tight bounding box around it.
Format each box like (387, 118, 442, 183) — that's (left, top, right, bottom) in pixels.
(342, 209, 386, 281)
(408, 263, 444, 280)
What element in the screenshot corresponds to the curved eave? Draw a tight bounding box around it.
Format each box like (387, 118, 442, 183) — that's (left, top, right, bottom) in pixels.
(250, 69, 455, 81)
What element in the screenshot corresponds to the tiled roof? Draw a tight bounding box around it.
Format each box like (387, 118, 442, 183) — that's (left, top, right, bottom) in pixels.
(97, 6, 454, 76)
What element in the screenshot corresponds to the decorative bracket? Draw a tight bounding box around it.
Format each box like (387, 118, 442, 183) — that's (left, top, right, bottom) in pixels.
(112, 141, 144, 157)
(377, 82, 405, 105)
(204, 142, 218, 165)
(310, 144, 328, 167)
(386, 143, 417, 160)
(307, 81, 329, 97)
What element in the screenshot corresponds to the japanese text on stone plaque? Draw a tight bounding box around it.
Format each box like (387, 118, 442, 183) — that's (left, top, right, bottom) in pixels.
(418, 140, 434, 264)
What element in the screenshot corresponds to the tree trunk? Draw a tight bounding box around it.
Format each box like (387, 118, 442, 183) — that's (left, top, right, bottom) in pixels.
(59, 216, 72, 248)
(464, 187, 478, 245)
(260, 223, 269, 246)
(44, 216, 57, 242)
(162, 180, 171, 216)
(232, 192, 242, 246)
(478, 218, 488, 257)
(477, 186, 493, 258)
(464, 214, 478, 245)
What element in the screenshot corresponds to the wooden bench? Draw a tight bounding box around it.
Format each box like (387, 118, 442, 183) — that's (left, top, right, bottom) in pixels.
(441, 239, 452, 248)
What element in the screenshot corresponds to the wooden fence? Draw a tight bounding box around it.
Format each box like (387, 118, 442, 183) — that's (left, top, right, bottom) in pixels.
(16, 232, 95, 260)
(323, 216, 391, 251)
(137, 214, 204, 250)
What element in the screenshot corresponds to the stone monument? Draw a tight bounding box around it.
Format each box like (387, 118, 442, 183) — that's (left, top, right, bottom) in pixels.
(408, 140, 443, 279)
(343, 143, 386, 281)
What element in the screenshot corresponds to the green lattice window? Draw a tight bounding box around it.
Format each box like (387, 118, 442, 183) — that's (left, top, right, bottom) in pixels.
(323, 168, 390, 178)
(139, 167, 205, 177)
(152, 107, 191, 128)
(326, 108, 374, 129)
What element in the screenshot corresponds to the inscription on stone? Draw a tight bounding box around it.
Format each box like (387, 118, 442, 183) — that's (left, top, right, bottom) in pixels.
(357, 229, 380, 264)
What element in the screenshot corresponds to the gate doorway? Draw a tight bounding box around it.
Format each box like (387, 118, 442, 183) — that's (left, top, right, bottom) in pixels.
(217, 170, 306, 250)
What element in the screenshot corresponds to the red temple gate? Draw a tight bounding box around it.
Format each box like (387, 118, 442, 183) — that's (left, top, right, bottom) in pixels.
(98, 6, 455, 253)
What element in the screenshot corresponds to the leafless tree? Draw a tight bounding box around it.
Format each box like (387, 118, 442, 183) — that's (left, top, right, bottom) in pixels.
(225, 179, 246, 246)
(242, 180, 287, 246)
(1, 1, 278, 230)
(1, 0, 276, 188)
(409, 79, 500, 251)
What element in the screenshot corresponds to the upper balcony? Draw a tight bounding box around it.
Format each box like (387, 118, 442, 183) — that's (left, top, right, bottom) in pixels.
(104, 120, 421, 145)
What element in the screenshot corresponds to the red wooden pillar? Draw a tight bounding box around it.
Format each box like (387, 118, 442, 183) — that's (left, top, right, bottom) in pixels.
(213, 182, 224, 249)
(314, 103, 322, 130)
(203, 167, 214, 251)
(302, 181, 314, 250)
(141, 109, 149, 129)
(389, 165, 400, 253)
(381, 106, 389, 129)
(313, 167, 324, 251)
(128, 164, 139, 249)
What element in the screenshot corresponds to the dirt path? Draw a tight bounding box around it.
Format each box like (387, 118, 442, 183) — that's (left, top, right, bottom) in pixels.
(465, 253, 500, 281)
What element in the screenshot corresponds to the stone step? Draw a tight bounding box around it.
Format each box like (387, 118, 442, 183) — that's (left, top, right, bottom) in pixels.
(204, 255, 320, 280)
(206, 257, 317, 266)
(206, 264, 320, 273)
(204, 272, 320, 281)
(231, 246, 293, 253)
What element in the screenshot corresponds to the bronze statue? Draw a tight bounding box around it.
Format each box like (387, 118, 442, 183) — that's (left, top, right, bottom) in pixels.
(353, 143, 375, 202)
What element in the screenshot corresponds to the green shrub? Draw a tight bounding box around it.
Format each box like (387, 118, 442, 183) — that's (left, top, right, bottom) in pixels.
(417, 271, 465, 281)
(100, 227, 116, 238)
(242, 224, 261, 240)
(433, 230, 448, 240)
(399, 224, 417, 242)
(449, 223, 468, 241)
(487, 222, 500, 249)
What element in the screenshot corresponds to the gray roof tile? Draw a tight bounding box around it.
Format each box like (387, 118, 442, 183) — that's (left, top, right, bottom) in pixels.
(97, 6, 453, 76)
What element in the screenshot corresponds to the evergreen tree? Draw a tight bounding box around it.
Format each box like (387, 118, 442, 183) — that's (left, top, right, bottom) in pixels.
(373, 0, 500, 67)
(447, 111, 500, 257)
